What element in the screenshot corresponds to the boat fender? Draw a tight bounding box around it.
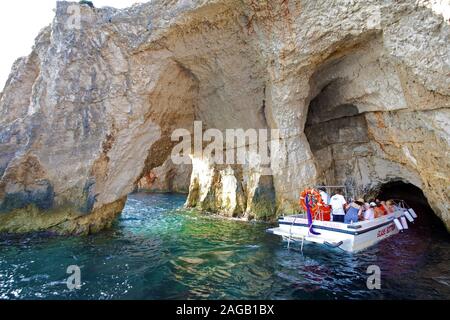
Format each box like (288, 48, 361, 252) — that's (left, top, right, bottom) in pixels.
(408, 208, 418, 219)
(400, 216, 408, 229)
(394, 218, 404, 231)
(404, 211, 414, 223)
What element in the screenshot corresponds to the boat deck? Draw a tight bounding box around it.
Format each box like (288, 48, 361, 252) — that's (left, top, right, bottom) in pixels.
(268, 209, 409, 252)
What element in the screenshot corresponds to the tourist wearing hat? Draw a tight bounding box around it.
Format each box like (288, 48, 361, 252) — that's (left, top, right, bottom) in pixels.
(363, 202, 376, 220)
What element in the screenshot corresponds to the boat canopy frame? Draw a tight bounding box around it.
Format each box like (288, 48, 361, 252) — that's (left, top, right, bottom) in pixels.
(285, 185, 356, 220)
(314, 185, 356, 201)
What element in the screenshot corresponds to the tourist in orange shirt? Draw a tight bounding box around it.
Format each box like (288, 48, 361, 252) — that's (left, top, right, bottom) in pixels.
(374, 203, 385, 218)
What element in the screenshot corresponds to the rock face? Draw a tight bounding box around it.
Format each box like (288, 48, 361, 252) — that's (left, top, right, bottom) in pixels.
(137, 159, 191, 193)
(0, 0, 449, 234)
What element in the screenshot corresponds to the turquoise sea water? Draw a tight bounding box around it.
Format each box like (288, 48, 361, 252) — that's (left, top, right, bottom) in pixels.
(0, 193, 449, 300)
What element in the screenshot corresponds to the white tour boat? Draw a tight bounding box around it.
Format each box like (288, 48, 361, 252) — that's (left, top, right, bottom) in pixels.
(267, 188, 418, 252)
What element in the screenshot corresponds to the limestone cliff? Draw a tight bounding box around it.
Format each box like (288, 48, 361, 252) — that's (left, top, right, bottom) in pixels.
(137, 158, 191, 193)
(0, 0, 449, 234)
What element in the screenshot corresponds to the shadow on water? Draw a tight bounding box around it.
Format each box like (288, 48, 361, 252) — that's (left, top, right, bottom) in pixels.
(0, 192, 449, 300)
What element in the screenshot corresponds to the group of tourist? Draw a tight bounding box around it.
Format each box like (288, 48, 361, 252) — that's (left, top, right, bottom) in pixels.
(318, 188, 396, 224)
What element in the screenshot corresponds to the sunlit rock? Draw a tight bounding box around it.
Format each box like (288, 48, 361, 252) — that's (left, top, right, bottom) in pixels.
(0, 0, 449, 233)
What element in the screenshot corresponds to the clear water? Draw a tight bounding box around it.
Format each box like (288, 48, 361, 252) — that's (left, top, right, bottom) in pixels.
(0, 193, 449, 300)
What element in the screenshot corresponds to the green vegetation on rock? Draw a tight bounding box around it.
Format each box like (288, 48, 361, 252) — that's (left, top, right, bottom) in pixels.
(79, 1, 94, 8)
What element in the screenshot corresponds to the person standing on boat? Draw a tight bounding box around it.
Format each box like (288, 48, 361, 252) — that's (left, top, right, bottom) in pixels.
(344, 198, 364, 224)
(318, 187, 330, 205)
(329, 190, 347, 223)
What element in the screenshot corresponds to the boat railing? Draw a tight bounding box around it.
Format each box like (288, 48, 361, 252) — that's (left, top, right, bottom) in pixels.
(390, 199, 411, 211)
(290, 210, 323, 221)
(313, 210, 323, 221)
(315, 185, 355, 203)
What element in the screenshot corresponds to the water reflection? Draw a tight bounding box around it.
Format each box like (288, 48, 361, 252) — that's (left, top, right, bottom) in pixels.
(0, 193, 449, 300)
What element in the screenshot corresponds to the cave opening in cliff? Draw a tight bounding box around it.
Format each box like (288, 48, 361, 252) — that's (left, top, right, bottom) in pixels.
(377, 181, 430, 209)
(132, 61, 197, 196)
(303, 33, 428, 197)
(302, 35, 383, 188)
(304, 97, 369, 186)
(376, 181, 437, 222)
(303, 62, 372, 189)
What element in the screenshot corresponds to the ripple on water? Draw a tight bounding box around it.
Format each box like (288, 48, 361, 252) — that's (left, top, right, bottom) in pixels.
(0, 192, 449, 300)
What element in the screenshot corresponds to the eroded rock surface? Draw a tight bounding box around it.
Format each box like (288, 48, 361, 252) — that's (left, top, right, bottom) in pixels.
(0, 0, 449, 234)
(137, 159, 191, 193)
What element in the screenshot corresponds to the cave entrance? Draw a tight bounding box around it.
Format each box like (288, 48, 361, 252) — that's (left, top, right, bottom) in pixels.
(303, 34, 423, 199)
(136, 158, 192, 195)
(304, 98, 369, 187)
(377, 181, 431, 210)
(301, 35, 383, 189)
(376, 181, 447, 231)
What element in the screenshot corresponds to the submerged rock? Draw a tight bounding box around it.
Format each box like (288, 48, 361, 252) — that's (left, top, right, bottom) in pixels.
(0, 0, 449, 233)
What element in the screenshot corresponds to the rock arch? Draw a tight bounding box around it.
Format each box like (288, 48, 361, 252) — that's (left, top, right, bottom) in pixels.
(0, 1, 448, 234)
(301, 32, 449, 228)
